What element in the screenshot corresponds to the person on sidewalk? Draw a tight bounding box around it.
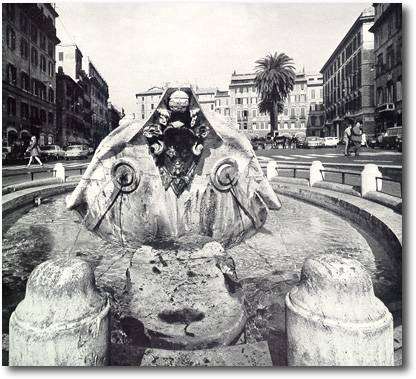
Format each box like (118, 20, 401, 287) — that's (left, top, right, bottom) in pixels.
(350, 120, 363, 157)
(343, 119, 353, 156)
(26, 135, 43, 168)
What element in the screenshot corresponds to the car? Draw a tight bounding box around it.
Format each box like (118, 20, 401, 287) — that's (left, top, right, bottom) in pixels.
(305, 136, 320, 148)
(317, 137, 325, 147)
(379, 127, 402, 150)
(87, 146, 95, 155)
(64, 145, 90, 160)
(41, 145, 65, 160)
(323, 136, 340, 148)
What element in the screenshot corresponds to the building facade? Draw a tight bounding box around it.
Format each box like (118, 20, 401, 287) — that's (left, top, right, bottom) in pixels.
(3, 3, 60, 148)
(214, 89, 231, 117)
(320, 7, 375, 138)
(306, 74, 325, 136)
(369, 3, 402, 132)
(56, 44, 110, 147)
(229, 71, 322, 137)
(107, 101, 123, 132)
(135, 86, 164, 120)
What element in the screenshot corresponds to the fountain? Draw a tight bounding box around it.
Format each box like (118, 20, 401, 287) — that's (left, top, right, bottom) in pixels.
(2, 87, 401, 366)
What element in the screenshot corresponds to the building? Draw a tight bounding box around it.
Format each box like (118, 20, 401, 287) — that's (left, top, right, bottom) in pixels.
(107, 101, 123, 132)
(369, 3, 402, 132)
(136, 86, 164, 120)
(2, 3, 60, 148)
(194, 87, 216, 114)
(306, 74, 325, 136)
(56, 44, 110, 147)
(229, 71, 322, 137)
(135, 85, 217, 119)
(214, 89, 231, 117)
(320, 7, 375, 138)
(85, 57, 109, 147)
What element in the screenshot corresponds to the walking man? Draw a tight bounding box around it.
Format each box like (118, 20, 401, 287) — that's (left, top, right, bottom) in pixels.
(350, 120, 363, 157)
(343, 119, 353, 156)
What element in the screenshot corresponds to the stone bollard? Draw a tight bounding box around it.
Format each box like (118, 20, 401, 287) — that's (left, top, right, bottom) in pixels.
(285, 255, 394, 366)
(361, 163, 382, 196)
(54, 163, 66, 182)
(9, 258, 110, 366)
(309, 161, 324, 186)
(266, 161, 278, 181)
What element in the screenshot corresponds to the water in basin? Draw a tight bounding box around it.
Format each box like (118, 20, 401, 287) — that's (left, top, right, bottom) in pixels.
(2, 193, 401, 337)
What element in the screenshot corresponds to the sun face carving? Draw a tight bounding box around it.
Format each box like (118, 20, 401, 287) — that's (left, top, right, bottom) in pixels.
(143, 89, 210, 196)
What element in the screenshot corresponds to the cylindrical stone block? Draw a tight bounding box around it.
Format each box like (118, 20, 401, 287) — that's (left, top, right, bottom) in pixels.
(9, 258, 110, 366)
(285, 255, 394, 366)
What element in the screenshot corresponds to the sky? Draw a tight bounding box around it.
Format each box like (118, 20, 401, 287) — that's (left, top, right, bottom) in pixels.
(55, 1, 370, 114)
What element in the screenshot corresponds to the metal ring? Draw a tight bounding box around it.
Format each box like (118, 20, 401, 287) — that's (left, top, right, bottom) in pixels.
(210, 157, 239, 192)
(111, 159, 140, 193)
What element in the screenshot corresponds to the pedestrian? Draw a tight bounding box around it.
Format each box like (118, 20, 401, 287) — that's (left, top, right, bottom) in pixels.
(26, 135, 43, 168)
(361, 130, 368, 148)
(343, 119, 353, 156)
(350, 120, 363, 157)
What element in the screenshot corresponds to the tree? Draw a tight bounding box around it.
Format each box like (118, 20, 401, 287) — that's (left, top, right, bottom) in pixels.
(255, 52, 296, 132)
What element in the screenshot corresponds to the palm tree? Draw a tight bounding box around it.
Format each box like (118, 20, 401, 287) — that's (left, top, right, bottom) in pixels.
(255, 53, 296, 132)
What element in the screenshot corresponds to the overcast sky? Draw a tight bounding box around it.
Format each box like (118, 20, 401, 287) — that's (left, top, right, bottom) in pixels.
(55, 1, 369, 113)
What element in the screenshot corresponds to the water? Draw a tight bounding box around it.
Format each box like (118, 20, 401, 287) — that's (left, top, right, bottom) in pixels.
(2, 193, 401, 361)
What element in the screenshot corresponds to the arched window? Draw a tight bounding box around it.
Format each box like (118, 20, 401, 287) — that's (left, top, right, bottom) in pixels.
(20, 37, 29, 59)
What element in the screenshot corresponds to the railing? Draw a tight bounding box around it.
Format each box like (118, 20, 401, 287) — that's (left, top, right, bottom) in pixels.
(278, 165, 310, 179)
(376, 176, 402, 198)
(320, 168, 361, 185)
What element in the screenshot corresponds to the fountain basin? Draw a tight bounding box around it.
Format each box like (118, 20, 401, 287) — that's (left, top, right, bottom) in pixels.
(2, 184, 402, 365)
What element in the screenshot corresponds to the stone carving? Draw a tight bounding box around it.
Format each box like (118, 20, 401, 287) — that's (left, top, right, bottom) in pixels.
(66, 87, 281, 248)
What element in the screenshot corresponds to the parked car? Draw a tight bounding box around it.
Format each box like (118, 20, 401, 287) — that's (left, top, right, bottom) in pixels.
(295, 135, 307, 148)
(317, 137, 325, 147)
(323, 136, 340, 148)
(41, 145, 65, 160)
(305, 136, 320, 148)
(379, 127, 402, 150)
(87, 146, 95, 155)
(64, 145, 90, 160)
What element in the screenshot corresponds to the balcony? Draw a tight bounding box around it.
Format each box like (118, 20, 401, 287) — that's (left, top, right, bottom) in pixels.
(376, 103, 395, 113)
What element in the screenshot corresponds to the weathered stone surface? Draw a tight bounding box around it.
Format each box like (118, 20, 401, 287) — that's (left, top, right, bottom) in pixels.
(286, 255, 394, 366)
(140, 341, 273, 367)
(66, 87, 281, 248)
(124, 242, 246, 350)
(9, 258, 110, 366)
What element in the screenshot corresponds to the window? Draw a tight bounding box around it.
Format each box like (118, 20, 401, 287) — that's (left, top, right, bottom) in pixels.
(7, 97, 17, 116)
(40, 55, 47, 72)
(290, 122, 295, 129)
(48, 88, 54, 103)
(48, 61, 54, 77)
(290, 108, 295, 117)
(58, 52, 64, 61)
(311, 89, 315, 99)
(20, 37, 29, 59)
(252, 123, 257, 130)
(151, 104, 154, 110)
(300, 121, 305, 129)
(48, 41, 54, 57)
(397, 80, 402, 102)
(6, 3, 16, 23)
(376, 87, 384, 105)
(301, 83, 304, 90)
(300, 108, 305, 118)
(6, 26, 16, 50)
(31, 47, 38, 67)
(376, 53, 384, 75)
(284, 108, 288, 116)
(386, 45, 394, 69)
(30, 23, 38, 44)
(7, 64, 17, 85)
(21, 102, 29, 119)
(211, 104, 214, 110)
(20, 13, 28, 34)
(235, 98, 242, 105)
(40, 109, 47, 124)
(252, 109, 257, 118)
(48, 112, 54, 124)
(40, 34, 46, 50)
(21, 71, 30, 91)
(243, 110, 248, 119)
(284, 122, 288, 129)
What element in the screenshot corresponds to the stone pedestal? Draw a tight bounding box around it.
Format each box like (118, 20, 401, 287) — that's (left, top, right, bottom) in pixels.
(9, 258, 110, 366)
(125, 242, 246, 350)
(53, 163, 66, 183)
(309, 161, 324, 187)
(361, 163, 382, 196)
(285, 255, 394, 366)
(266, 161, 278, 181)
